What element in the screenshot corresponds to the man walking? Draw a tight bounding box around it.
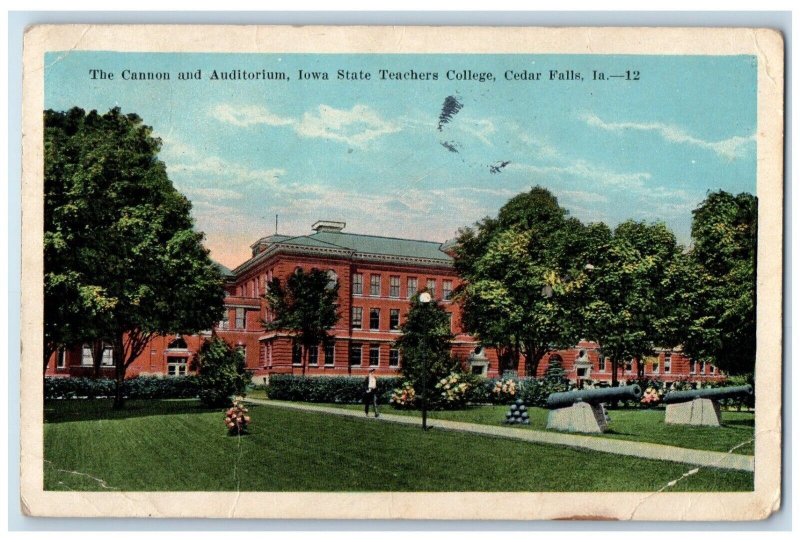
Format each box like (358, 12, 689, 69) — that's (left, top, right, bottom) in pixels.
(364, 368, 380, 417)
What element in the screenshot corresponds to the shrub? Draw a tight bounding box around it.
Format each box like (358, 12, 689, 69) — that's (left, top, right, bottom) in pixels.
(389, 381, 417, 408)
(491, 378, 518, 403)
(224, 401, 251, 436)
(193, 337, 249, 408)
(266, 375, 403, 404)
(44, 375, 201, 400)
(433, 372, 475, 409)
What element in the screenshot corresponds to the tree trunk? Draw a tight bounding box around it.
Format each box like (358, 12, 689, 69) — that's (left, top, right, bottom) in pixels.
(43, 342, 57, 374)
(302, 345, 307, 376)
(91, 339, 105, 379)
(112, 335, 126, 409)
(611, 358, 619, 387)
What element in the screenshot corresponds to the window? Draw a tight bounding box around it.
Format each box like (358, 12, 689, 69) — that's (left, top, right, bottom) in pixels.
(426, 279, 437, 298)
(710, 365, 716, 375)
(324, 343, 335, 366)
(389, 309, 400, 330)
(101, 345, 113, 366)
(81, 344, 93, 366)
(389, 348, 400, 367)
(691, 360, 697, 374)
(598, 356, 606, 372)
(407, 277, 418, 298)
(446, 312, 453, 331)
(235, 307, 245, 329)
(308, 345, 318, 366)
(349, 343, 362, 366)
(370, 308, 380, 330)
(219, 310, 230, 330)
(292, 344, 302, 366)
(57, 348, 67, 368)
(625, 359, 633, 373)
(664, 352, 672, 374)
(370, 274, 381, 296)
(389, 276, 400, 297)
(167, 358, 188, 376)
(652, 359, 660, 374)
(369, 344, 380, 366)
(352, 307, 363, 329)
(700, 361, 706, 375)
(443, 280, 453, 300)
(352, 273, 363, 295)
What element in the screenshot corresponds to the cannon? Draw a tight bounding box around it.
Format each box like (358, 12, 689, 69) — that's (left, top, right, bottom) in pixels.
(547, 384, 643, 409)
(545, 385, 642, 434)
(663, 384, 753, 426)
(662, 384, 753, 405)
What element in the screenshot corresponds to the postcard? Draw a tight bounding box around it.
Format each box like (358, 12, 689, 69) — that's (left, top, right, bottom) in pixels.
(20, 25, 784, 520)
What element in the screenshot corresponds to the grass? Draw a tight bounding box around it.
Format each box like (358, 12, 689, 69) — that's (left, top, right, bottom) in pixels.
(315, 401, 755, 455)
(44, 399, 753, 492)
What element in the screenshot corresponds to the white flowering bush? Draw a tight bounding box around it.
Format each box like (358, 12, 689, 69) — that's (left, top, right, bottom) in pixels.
(435, 372, 473, 408)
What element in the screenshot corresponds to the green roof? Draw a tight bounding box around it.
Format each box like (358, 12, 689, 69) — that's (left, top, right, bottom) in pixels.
(277, 235, 350, 250)
(213, 261, 234, 278)
(307, 231, 452, 262)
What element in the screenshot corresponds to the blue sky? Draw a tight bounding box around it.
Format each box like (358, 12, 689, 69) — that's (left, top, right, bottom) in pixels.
(45, 52, 757, 268)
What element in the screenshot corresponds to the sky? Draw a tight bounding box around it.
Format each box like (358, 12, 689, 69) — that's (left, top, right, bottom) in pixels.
(44, 52, 757, 268)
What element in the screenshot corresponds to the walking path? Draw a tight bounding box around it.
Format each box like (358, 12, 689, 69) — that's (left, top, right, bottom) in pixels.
(243, 398, 754, 472)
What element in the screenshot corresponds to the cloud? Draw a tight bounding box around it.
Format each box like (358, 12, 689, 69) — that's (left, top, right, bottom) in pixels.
(182, 187, 244, 201)
(294, 104, 401, 148)
(210, 102, 401, 148)
(209, 104, 294, 127)
(581, 113, 755, 159)
(508, 161, 652, 188)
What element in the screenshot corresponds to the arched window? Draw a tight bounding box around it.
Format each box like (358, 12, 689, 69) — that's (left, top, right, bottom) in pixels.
(168, 336, 188, 350)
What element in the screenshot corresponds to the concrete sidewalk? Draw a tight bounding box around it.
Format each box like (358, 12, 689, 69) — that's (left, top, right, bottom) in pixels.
(243, 398, 754, 472)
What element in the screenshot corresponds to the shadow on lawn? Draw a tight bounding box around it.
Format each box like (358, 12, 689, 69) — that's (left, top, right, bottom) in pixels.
(44, 399, 220, 423)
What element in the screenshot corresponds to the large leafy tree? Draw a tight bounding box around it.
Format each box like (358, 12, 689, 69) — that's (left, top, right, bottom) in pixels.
(582, 221, 682, 386)
(453, 187, 592, 376)
(44, 107, 226, 407)
(394, 293, 457, 405)
(263, 268, 340, 375)
(676, 191, 757, 375)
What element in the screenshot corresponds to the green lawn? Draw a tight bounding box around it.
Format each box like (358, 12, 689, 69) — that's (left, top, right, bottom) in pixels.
(315, 401, 755, 455)
(44, 399, 753, 492)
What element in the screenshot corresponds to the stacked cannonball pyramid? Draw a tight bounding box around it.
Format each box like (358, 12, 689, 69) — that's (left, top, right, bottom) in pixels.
(504, 399, 530, 425)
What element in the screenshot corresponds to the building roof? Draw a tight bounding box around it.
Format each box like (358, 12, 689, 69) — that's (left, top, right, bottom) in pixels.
(308, 231, 453, 262)
(233, 221, 454, 276)
(213, 261, 235, 278)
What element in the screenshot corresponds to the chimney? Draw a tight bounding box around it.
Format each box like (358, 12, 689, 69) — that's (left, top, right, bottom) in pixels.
(312, 220, 346, 233)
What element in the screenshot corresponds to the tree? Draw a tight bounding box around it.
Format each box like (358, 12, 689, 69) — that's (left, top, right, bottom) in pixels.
(263, 268, 340, 375)
(676, 191, 757, 375)
(394, 292, 457, 416)
(453, 187, 593, 376)
(44, 107, 226, 407)
(193, 337, 249, 408)
(582, 220, 682, 386)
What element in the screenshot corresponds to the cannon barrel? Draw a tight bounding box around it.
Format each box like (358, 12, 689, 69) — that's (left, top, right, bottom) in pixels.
(546, 384, 642, 410)
(662, 384, 753, 405)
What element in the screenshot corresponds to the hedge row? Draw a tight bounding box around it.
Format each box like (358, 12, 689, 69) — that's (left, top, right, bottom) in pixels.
(44, 376, 202, 400)
(266, 374, 753, 410)
(266, 375, 403, 404)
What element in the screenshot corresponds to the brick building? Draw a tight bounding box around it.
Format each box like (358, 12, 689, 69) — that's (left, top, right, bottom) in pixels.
(45, 220, 723, 383)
